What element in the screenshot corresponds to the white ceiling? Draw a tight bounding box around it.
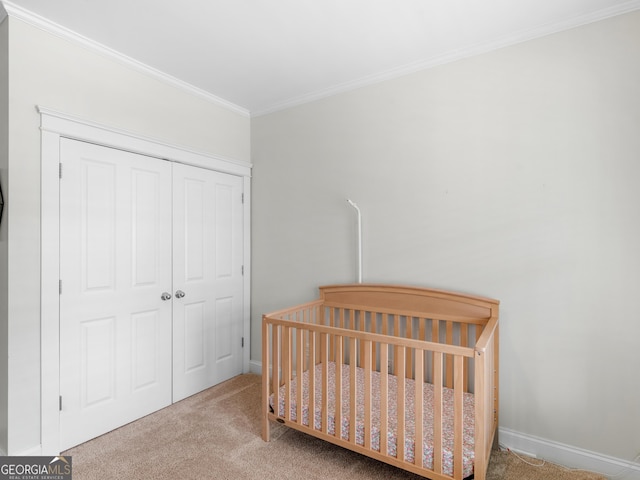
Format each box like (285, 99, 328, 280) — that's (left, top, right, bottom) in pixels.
(2, 0, 640, 116)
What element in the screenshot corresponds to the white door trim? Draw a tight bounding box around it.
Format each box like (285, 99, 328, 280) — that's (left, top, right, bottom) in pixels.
(39, 106, 252, 454)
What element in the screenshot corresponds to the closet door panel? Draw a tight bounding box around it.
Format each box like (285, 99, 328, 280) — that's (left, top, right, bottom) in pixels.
(59, 139, 173, 450)
(212, 176, 244, 381)
(172, 163, 244, 401)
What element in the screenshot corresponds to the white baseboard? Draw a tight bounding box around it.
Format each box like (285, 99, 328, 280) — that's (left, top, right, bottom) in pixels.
(249, 360, 262, 375)
(499, 427, 640, 480)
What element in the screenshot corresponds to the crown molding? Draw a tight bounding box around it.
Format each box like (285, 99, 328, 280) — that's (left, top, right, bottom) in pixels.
(252, 0, 640, 116)
(1, 0, 250, 118)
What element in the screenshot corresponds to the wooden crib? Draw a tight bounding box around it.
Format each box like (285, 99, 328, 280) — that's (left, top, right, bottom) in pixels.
(261, 284, 499, 480)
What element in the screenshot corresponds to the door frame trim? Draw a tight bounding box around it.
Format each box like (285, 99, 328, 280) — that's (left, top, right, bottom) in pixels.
(39, 106, 252, 454)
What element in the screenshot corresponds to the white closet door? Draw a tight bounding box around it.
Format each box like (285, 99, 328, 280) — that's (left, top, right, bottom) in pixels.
(172, 163, 244, 401)
(59, 139, 173, 450)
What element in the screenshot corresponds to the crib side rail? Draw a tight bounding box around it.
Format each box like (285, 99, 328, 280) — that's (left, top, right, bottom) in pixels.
(263, 299, 324, 322)
(265, 316, 475, 358)
(263, 313, 476, 480)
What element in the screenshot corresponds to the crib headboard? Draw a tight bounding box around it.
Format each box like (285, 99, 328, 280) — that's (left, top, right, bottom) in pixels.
(319, 283, 499, 323)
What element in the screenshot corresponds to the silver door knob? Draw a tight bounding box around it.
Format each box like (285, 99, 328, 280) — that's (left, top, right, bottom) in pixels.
(161, 292, 172, 301)
(175, 290, 186, 299)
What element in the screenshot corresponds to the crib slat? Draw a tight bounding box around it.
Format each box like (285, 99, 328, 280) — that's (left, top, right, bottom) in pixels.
(321, 333, 329, 434)
(261, 321, 271, 441)
(308, 330, 316, 430)
(406, 318, 413, 379)
(329, 308, 335, 361)
(314, 307, 321, 364)
(296, 328, 304, 425)
(414, 349, 424, 468)
(446, 321, 454, 388)
(454, 355, 464, 480)
(305, 329, 311, 372)
(364, 340, 372, 449)
(433, 351, 443, 474)
(461, 323, 469, 392)
(431, 320, 440, 384)
(380, 344, 389, 457)
(393, 315, 402, 376)
(349, 336, 358, 445)
(396, 345, 406, 462)
(371, 314, 378, 372)
(432, 318, 439, 342)
(389, 315, 398, 375)
(302, 312, 309, 372)
(283, 326, 292, 421)
(335, 335, 343, 440)
(359, 310, 366, 368)
(419, 319, 427, 383)
(419, 317, 426, 341)
(381, 314, 389, 378)
(272, 325, 281, 418)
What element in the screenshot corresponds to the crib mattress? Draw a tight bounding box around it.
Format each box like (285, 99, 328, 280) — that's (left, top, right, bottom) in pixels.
(271, 361, 475, 478)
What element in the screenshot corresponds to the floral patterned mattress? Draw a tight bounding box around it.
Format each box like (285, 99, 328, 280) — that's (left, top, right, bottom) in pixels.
(270, 361, 475, 478)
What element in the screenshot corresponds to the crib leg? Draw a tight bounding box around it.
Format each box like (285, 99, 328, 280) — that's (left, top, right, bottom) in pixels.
(262, 387, 271, 442)
(262, 416, 271, 442)
(262, 384, 271, 441)
(262, 319, 271, 442)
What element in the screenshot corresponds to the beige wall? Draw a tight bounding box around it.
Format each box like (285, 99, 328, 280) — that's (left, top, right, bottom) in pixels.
(4, 17, 250, 454)
(251, 11, 640, 461)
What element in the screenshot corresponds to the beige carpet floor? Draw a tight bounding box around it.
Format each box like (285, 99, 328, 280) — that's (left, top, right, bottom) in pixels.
(64, 374, 606, 480)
